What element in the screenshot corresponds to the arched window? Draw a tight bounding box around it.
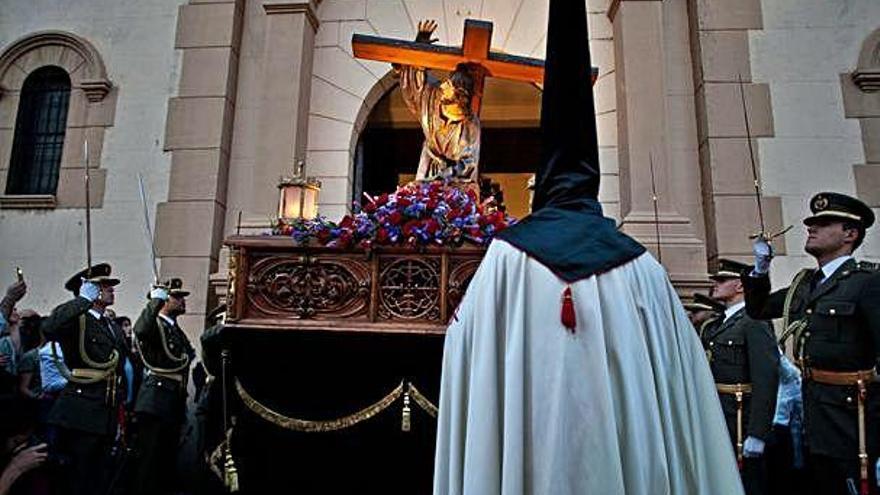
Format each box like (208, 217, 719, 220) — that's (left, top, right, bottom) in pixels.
(6, 66, 71, 195)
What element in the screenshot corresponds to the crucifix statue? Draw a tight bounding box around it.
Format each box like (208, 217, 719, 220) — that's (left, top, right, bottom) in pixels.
(353, 19, 548, 183)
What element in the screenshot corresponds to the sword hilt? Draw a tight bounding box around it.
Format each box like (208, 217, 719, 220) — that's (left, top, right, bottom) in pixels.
(748, 225, 793, 242)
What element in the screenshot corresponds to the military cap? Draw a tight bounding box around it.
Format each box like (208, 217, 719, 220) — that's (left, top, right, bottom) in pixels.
(803, 192, 874, 228)
(710, 258, 751, 281)
(64, 263, 120, 294)
(683, 293, 725, 313)
(163, 278, 190, 298)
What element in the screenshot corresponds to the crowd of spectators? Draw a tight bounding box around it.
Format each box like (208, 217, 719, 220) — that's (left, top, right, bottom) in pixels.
(0, 280, 141, 495)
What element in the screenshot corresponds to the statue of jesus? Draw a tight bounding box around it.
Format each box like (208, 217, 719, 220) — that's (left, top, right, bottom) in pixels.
(395, 20, 481, 182)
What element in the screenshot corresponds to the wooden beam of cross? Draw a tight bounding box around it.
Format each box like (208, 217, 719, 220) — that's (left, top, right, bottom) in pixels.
(352, 19, 598, 115)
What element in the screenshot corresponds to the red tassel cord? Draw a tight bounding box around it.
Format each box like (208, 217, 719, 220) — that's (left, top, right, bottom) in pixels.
(560, 286, 576, 333)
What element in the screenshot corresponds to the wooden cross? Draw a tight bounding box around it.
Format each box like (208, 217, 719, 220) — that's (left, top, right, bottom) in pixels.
(352, 19, 597, 115)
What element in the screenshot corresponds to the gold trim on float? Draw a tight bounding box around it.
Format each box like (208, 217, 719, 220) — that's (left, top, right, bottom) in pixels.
(235, 379, 441, 431)
(407, 383, 438, 418)
(236, 379, 405, 432)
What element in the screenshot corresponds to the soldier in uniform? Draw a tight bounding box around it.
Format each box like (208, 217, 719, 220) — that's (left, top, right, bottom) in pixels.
(128, 278, 195, 495)
(702, 258, 780, 494)
(41, 263, 126, 495)
(743, 192, 880, 495)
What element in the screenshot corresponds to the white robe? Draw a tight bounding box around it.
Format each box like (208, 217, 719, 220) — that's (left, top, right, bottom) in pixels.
(433, 240, 744, 495)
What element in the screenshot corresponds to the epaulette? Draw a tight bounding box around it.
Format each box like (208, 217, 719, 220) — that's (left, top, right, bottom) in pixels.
(856, 260, 879, 272)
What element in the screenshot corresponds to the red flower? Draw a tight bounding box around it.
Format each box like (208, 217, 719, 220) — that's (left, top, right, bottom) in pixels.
(317, 230, 332, 243)
(377, 193, 389, 206)
(338, 231, 353, 248)
(377, 228, 390, 243)
(364, 202, 377, 214)
(425, 218, 440, 234)
(398, 197, 412, 207)
(389, 211, 403, 225)
(403, 220, 419, 236)
(339, 216, 354, 229)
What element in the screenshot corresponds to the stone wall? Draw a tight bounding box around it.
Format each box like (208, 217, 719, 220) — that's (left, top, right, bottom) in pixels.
(751, 0, 880, 289)
(0, 0, 186, 317)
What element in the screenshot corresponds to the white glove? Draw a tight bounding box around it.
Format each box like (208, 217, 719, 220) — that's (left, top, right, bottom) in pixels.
(79, 279, 100, 302)
(150, 287, 169, 301)
(751, 237, 773, 275)
(742, 436, 765, 457)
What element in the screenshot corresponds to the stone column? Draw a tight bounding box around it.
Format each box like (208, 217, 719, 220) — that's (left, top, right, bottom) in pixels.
(209, 1, 319, 306)
(687, 0, 784, 268)
(241, 1, 318, 231)
(157, 0, 245, 335)
(610, 0, 709, 293)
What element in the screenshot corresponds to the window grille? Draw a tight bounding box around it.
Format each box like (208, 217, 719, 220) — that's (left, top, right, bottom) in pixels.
(6, 66, 71, 195)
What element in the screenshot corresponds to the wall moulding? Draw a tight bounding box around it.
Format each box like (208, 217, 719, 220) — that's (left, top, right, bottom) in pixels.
(0, 31, 113, 100)
(0, 30, 116, 209)
(852, 28, 880, 93)
(263, 1, 320, 31)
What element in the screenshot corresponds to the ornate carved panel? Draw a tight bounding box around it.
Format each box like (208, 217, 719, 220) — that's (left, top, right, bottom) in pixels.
(378, 257, 441, 321)
(246, 255, 371, 319)
(447, 257, 480, 317)
(223, 237, 487, 332)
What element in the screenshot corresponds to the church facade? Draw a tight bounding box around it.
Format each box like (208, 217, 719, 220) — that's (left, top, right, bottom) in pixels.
(0, 0, 878, 338)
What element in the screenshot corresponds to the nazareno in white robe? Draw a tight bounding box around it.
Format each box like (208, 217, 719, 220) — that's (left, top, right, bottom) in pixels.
(433, 240, 744, 495)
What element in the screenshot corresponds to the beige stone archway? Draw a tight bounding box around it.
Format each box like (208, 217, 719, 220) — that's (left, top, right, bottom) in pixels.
(0, 30, 117, 208)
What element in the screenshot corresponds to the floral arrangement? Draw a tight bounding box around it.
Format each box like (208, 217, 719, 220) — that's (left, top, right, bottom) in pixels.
(273, 180, 515, 248)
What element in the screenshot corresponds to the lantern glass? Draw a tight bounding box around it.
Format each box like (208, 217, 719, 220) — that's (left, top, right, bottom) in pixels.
(278, 184, 304, 220)
(302, 186, 319, 220)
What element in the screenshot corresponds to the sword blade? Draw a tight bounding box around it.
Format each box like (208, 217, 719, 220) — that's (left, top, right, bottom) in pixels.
(649, 152, 662, 265)
(137, 173, 160, 284)
(738, 74, 766, 237)
(84, 139, 92, 277)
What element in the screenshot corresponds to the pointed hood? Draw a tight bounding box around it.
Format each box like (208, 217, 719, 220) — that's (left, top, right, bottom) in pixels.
(496, 0, 645, 282)
(532, 0, 599, 211)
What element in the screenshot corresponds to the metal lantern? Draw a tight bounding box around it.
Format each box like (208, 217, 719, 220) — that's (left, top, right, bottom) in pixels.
(278, 160, 321, 221)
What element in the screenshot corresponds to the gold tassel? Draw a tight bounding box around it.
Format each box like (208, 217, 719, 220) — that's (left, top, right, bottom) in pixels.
(224, 446, 239, 492)
(401, 391, 411, 432)
(223, 424, 239, 493)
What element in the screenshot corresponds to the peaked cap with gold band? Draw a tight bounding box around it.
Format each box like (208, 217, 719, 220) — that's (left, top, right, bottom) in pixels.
(64, 263, 120, 295)
(710, 258, 751, 281)
(803, 192, 874, 228)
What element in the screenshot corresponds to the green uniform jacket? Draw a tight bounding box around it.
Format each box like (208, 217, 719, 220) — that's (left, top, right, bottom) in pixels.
(742, 259, 880, 459)
(701, 308, 779, 446)
(133, 299, 194, 422)
(42, 297, 126, 436)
